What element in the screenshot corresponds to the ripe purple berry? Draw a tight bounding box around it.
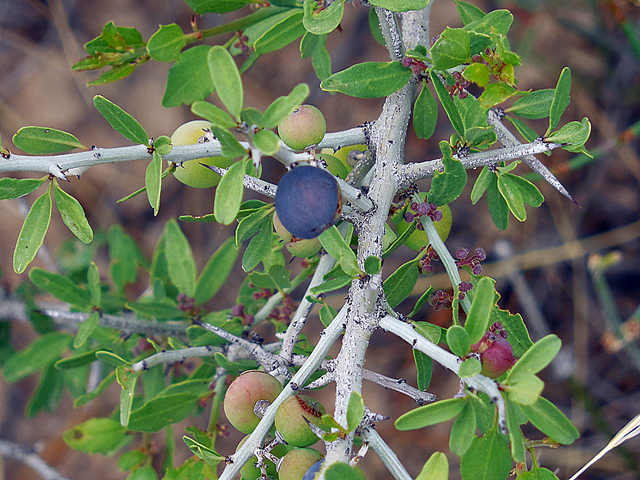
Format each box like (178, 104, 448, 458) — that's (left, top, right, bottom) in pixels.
(275, 166, 342, 239)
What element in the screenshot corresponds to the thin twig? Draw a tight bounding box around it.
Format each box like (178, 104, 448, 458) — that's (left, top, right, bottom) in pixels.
(0, 440, 72, 480)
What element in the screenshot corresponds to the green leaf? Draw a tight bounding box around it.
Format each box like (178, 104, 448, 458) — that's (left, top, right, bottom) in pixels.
(367, 0, 427, 11)
(127, 301, 187, 320)
(318, 226, 361, 278)
(506, 89, 554, 119)
(413, 80, 438, 140)
(253, 129, 280, 156)
(446, 325, 470, 357)
(493, 309, 532, 358)
(13, 187, 52, 274)
(163, 45, 216, 108)
(13, 127, 86, 155)
(117, 365, 140, 427)
(25, 362, 63, 416)
(545, 117, 591, 148)
(506, 374, 544, 405)
(470, 166, 492, 205)
(53, 181, 93, 244)
(183, 436, 225, 465)
(430, 28, 470, 70)
(311, 34, 332, 81)
(395, 398, 465, 430)
(458, 357, 482, 378)
(462, 10, 513, 36)
(321, 61, 411, 98)
(427, 141, 467, 206)
(478, 82, 517, 109)
(383, 260, 419, 308)
(368, 8, 385, 46)
(29, 268, 91, 308)
(254, 11, 305, 55)
(464, 277, 495, 344)
(486, 176, 509, 230)
(96, 351, 130, 367)
(506, 116, 539, 143)
(506, 334, 562, 384)
(210, 125, 248, 158)
(266, 264, 291, 292)
(164, 219, 197, 297)
(128, 391, 205, 432)
(236, 207, 273, 244)
(195, 237, 238, 305)
(263, 83, 310, 129)
(455, 1, 486, 24)
(73, 311, 101, 349)
(0, 177, 45, 200)
(147, 24, 185, 62)
(145, 151, 162, 215)
(547, 67, 571, 135)
(460, 427, 511, 480)
(191, 101, 236, 129)
(364, 255, 382, 275)
(346, 391, 365, 432)
(242, 218, 273, 272)
(214, 158, 247, 225)
(505, 174, 544, 207)
(303, 0, 344, 35)
(431, 71, 464, 136)
(415, 451, 449, 480)
(183, 0, 252, 14)
(449, 400, 476, 456)
(463, 63, 490, 87)
(409, 286, 435, 318)
(208, 46, 243, 120)
(63, 418, 132, 454)
(324, 463, 364, 480)
(497, 174, 526, 221)
(319, 303, 338, 326)
(87, 64, 137, 86)
(73, 370, 116, 407)
(519, 396, 579, 445)
(505, 400, 526, 462)
(2, 332, 71, 383)
(94, 95, 148, 145)
(309, 275, 353, 295)
(414, 349, 433, 391)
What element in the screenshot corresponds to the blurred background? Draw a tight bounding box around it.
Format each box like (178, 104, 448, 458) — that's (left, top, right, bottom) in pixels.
(1, 0, 639, 479)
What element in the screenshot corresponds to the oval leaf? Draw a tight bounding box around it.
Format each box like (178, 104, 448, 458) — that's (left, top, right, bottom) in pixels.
(395, 398, 465, 430)
(253, 129, 280, 156)
(191, 101, 237, 129)
(262, 83, 310, 129)
(464, 276, 496, 344)
(195, 236, 239, 305)
(2, 332, 71, 383)
(506, 334, 561, 383)
(29, 267, 91, 308)
(519, 396, 579, 445)
(145, 151, 162, 215)
(208, 45, 243, 120)
(447, 325, 471, 357)
(321, 61, 411, 98)
(164, 219, 197, 297)
(416, 451, 449, 480)
(53, 182, 93, 244)
(368, 0, 428, 11)
(506, 89, 554, 119)
(547, 67, 571, 134)
(13, 127, 86, 155)
(147, 23, 185, 63)
(162, 45, 216, 108)
(13, 188, 52, 274)
(303, 0, 344, 35)
(214, 158, 247, 225)
(254, 11, 305, 55)
(94, 95, 148, 145)
(0, 177, 46, 201)
(413, 80, 438, 140)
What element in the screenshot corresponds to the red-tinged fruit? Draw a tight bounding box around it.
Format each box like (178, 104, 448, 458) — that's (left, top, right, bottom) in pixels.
(278, 105, 326, 151)
(275, 395, 326, 447)
(279, 448, 325, 480)
(223, 370, 283, 434)
(470, 325, 516, 379)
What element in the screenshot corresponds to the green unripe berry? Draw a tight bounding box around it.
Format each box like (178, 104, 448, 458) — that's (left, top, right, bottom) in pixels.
(278, 105, 326, 151)
(279, 448, 324, 480)
(275, 395, 326, 447)
(274, 213, 322, 258)
(223, 370, 283, 434)
(171, 120, 234, 188)
(237, 436, 288, 480)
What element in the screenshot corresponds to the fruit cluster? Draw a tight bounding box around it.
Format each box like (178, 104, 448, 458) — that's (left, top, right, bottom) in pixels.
(470, 322, 516, 379)
(223, 371, 327, 479)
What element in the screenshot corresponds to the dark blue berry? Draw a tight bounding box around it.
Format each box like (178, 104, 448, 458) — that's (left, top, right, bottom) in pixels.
(275, 166, 341, 239)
